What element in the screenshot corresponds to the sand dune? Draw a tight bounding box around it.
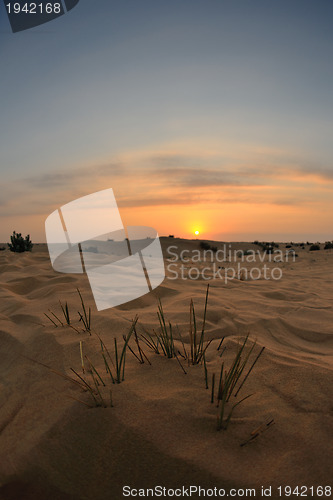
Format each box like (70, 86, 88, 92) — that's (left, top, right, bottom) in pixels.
(0, 239, 333, 499)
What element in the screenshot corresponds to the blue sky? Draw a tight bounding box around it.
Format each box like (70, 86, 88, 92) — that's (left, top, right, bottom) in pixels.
(1, 0, 333, 241)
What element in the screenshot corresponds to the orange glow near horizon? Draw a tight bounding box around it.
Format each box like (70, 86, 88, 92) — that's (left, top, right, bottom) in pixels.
(2, 196, 333, 243)
(2, 138, 333, 243)
(117, 198, 333, 242)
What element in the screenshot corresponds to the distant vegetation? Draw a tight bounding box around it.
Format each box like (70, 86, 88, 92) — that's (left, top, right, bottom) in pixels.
(288, 242, 305, 248)
(253, 241, 279, 253)
(8, 231, 33, 253)
(324, 241, 333, 250)
(309, 244, 320, 251)
(199, 241, 217, 252)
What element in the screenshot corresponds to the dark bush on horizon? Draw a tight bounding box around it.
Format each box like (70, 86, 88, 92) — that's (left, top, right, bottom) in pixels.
(199, 241, 211, 250)
(324, 241, 333, 250)
(254, 241, 277, 253)
(259, 243, 274, 253)
(199, 241, 217, 252)
(309, 244, 320, 251)
(8, 231, 33, 253)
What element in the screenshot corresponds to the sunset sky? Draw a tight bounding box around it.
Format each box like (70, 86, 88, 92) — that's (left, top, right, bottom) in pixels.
(1, 0, 333, 242)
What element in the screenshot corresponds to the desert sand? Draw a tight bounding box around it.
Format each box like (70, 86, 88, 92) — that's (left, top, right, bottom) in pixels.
(0, 237, 333, 500)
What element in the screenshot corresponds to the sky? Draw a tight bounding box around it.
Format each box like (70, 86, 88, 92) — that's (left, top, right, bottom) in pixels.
(1, 0, 333, 242)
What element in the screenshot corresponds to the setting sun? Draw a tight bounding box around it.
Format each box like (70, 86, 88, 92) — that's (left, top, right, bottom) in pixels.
(194, 230, 200, 236)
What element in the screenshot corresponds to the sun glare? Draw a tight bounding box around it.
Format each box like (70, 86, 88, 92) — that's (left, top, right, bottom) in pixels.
(194, 230, 200, 236)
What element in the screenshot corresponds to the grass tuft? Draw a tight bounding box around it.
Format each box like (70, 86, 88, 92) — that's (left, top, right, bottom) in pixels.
(60, 300, 71, 325)
(140, 284, 212, 375)
(77, 288, 91, 332)
(96, 317, 138, 384)
(125, 322, 151, 365)
(157, 299, 175, 358)
(188, 285, 212, 365)
(215, 336, 264, 430)
(44, 291, 91, 334)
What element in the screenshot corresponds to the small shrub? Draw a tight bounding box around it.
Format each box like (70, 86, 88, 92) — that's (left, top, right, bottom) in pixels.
(257, 242, 274, 253)
(309, 244, 320, 251)
(324, 241, 333, 250)
(199, 241, 212, 251)
(8, 231, 33, 253)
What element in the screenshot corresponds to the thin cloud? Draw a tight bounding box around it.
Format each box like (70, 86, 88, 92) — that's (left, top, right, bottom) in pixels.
(1, 149, 333, 217)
